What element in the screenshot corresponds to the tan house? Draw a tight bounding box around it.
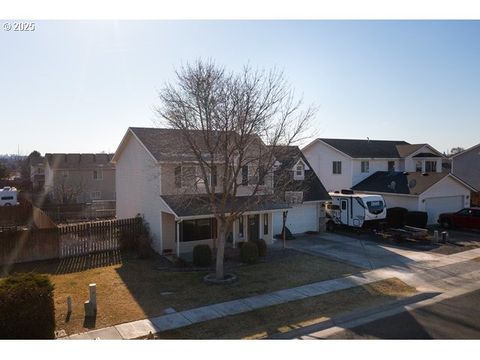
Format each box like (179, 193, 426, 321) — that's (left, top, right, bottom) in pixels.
(112, 127, 329, 255)
(44, 153, 115, 204)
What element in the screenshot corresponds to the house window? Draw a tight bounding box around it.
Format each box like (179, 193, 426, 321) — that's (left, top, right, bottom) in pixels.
(241, 166, 249, 185)
(263, 214, 269, 235)
(210, 165, 217, 187)
(258, 166, 266, 185)
(415, 160, 422, 172)
(425, 161, 437, 172)
(361, 161, 369, 173)
(332, 161, 342, 174)
(174, 166, 181, 188)
(181, 218, 216, 242)
(182, 166, 196, 187)
(93, 169, 103, 180)
(388, 161, 395, 172)
(91, 191, 101, 200)
(239, 216, 244, 238)
(294, 162, 305, 180)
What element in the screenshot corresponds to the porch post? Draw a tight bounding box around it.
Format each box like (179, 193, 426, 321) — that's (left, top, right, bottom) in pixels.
(259, 213, 263, 240)
(244, 214, 248, 241)
(176, 220, 180, 257)
(233, 218, 237, 249)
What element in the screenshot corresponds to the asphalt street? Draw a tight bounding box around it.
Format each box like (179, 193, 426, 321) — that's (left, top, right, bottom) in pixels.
(327, 289, 480, 339)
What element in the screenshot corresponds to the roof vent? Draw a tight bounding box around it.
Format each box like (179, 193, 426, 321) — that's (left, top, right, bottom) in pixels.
(422, 172, 429, 176)
(403, 172, 409, 175)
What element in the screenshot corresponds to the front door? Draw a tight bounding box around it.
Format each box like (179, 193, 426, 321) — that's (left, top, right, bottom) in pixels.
(248, 214, 260, 241)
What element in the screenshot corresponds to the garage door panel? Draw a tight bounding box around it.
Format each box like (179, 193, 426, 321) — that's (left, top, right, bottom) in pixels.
(425, 196, 464, 225)
(273, 204, 318, 235)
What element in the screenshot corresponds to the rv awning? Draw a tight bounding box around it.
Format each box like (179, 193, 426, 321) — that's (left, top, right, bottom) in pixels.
(161, 194, 290, 219)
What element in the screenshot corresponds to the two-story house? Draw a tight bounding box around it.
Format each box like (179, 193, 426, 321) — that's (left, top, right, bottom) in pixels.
(450, 143, 480, 206)
(44, 153, 116, 204)
(271, 145, 330, 235)
(303, 138, 475, 224)
(112, 127, 330, 255)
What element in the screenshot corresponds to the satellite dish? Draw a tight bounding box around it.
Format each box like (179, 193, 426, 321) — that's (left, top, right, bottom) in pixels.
(409, 179, 417, 188)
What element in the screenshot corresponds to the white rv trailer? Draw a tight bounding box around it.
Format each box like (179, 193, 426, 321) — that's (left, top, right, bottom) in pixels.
(0, 186, 19, 206)
(325, 190, 386, 229)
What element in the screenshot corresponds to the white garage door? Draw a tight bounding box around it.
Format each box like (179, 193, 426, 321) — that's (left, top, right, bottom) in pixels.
(424, 196, 464, 225)
(273, 204, 318, 235)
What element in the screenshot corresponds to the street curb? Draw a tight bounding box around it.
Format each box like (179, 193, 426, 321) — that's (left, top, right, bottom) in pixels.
(267, 291, 441, 339)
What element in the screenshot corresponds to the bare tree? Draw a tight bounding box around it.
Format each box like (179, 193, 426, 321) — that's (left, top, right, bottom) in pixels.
(53, 174, 86, 204)
(156, 60, 316, 280)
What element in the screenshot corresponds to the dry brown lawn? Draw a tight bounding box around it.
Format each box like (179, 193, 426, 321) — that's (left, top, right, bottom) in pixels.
(3, 250, 363, 336)
(157, 277, 417, 339)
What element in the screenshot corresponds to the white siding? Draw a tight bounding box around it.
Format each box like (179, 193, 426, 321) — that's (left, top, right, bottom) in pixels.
(419, 176, 471, 224)
(303, 141, 353, 192)
(115, 133, 165, 253)
(382, 194, 419, 211)
(352, 159, 394, 185)
(273, 203, 320, 235)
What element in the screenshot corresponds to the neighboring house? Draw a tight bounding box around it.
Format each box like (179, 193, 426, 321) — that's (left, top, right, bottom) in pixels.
(303, 138, 474, 224)
(30, 156, 45, 191)
(113, 127, 328, 255)
(271, 146, 330, 235)
(44, 153, 115, 204)
(450, 143, 480, 206)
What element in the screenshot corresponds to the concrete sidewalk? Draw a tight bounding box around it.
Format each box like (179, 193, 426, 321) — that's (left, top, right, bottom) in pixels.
(66, 247, 480, 340)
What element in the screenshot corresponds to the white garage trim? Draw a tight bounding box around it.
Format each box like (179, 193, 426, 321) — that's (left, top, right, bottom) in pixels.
(273, 202, 322, 235)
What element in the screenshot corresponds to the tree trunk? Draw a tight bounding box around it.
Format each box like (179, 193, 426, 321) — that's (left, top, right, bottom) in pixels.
(215, 220, 226, 280)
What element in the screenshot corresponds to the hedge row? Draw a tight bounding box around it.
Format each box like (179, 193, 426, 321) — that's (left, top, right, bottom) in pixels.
(0, 273, 56, 339)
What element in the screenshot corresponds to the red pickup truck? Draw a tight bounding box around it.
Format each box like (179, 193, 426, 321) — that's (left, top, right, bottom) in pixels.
(438, 208, 480, 230)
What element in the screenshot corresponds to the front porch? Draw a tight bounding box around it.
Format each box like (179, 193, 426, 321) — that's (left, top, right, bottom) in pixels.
(161, 210, 283, 256)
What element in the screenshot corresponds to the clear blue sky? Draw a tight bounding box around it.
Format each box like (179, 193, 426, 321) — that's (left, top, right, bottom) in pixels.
(1, 20, 479, 155)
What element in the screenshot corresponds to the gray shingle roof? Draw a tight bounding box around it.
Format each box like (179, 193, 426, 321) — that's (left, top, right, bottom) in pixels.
(271, 146, 330, 202)
(352, 171, 449, 195)
(130, 127, 263, 162)
(45, 153, 114, 170)
(161, 194, 289, 217)
(319, 138, 410, 158)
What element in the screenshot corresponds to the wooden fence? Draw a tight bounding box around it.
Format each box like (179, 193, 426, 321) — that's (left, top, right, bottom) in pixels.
(0, 217, 142, 265)
(42, 201, 116, 223)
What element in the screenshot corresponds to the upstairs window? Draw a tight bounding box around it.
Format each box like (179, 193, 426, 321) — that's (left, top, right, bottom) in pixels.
(361, 161, 369, 173)
(258, 166, 266, 185)
(174, 166, 181, 188)
(182, 166, 196, 187)
(210, 165, 217, 187)
(241, 166, 249, 185)
(332, 161, 342, 175)
(294, 163, 305, 180)
(93, 169, 103, 180)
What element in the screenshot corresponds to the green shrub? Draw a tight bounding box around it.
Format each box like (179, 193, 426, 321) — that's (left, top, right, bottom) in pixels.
(405, 211, 428, 229)
(386, 207, 408, 228)
(252, 238, 267, 257)
(193, 244, 213, 267)
(240, 241, 259, 264)
(0, 272, 55, 339)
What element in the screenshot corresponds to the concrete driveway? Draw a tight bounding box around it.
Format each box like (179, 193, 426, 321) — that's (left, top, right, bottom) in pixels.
(285, 232, 446, 270)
